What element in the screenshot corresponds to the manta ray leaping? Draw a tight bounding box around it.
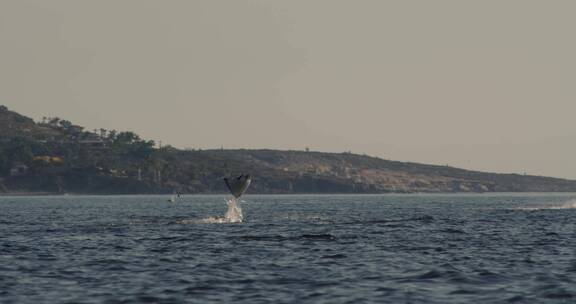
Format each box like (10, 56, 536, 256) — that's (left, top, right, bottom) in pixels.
(223, 174, 252, 199)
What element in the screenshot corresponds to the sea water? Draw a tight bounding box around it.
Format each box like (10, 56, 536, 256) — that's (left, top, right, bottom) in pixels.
(1, 193, 576, 303)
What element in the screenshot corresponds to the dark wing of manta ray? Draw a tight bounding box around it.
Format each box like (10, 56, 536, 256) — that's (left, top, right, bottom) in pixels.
(223, 174, 252, 199)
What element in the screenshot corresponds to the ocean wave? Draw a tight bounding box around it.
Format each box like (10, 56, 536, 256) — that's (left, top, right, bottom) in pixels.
(516, 198, 576, 211)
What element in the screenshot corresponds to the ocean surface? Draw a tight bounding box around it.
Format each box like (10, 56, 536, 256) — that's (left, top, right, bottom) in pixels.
(1, 193, 576, 303)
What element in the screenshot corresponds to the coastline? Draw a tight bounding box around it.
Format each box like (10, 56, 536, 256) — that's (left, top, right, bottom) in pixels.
(2, 191, 576, 197)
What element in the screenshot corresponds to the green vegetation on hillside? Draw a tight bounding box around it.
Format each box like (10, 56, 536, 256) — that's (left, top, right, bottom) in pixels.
(1, 105, 576, 194)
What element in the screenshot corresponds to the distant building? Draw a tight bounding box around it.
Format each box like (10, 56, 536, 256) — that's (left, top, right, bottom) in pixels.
(33, 156, 64, 165)
(10, 164, 28, 176)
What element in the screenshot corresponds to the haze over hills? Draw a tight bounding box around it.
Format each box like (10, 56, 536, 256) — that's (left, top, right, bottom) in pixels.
(1, 105, 576, 194)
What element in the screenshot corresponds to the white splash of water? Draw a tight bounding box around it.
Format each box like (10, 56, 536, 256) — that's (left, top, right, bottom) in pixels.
(184, 197, 244, 224)
(223, 197, 244, 223)
(545, 199, 576, 210)
(517, 198, 576, 211)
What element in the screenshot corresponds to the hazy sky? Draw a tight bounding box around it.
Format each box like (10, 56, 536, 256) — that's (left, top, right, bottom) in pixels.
(1, 1, 575, 179)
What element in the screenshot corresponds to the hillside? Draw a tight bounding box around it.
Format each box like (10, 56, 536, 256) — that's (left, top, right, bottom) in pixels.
(164, 149, 576, 193)
(0, 106, 64, 140)
(1, 105, 576, 194)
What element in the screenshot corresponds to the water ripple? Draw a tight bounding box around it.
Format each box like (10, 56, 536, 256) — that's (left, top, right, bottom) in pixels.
(1, 194, 575, 303)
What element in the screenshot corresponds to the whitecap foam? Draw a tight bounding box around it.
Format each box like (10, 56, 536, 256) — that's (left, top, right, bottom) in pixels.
(177, 198, 244, 224)
(516, 198, 576, 211)
(280, 214, 332, 224)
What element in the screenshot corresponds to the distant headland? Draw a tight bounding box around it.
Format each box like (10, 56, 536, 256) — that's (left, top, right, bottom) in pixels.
(1, 105, 576, 195)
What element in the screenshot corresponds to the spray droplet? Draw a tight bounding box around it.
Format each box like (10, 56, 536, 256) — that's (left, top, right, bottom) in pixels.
(224, 198, 243, 223)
